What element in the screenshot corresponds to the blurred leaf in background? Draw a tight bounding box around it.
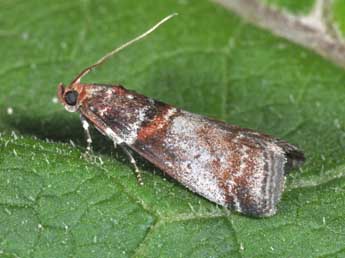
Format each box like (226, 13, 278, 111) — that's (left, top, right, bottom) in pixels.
(1, 0, 345, 257)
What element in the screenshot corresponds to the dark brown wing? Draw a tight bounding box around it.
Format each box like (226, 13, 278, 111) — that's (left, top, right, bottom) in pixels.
(79, 84, 173, 145)
(78, 84, 304, 216)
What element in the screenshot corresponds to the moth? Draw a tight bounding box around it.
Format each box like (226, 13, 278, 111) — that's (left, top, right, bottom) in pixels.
(58, 14, 305, 217)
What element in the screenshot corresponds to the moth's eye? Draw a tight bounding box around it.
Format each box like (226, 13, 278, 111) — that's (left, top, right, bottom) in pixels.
(65, 91, 78, 106)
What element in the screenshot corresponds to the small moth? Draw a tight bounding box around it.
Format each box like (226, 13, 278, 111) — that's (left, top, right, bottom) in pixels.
(58, 14, 305, 217)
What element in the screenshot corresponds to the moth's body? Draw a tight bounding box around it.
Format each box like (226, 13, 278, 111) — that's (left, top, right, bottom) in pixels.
(57, 14, 304, 217)
(58, 83, 304, 217)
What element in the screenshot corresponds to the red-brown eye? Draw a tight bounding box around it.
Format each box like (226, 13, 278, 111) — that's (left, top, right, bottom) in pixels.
(65, 91, 78, 106)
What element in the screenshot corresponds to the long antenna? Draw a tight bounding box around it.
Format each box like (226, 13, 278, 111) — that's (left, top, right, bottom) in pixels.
(71, 13, 178, 84)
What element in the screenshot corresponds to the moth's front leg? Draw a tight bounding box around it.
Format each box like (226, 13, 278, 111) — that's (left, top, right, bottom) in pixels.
(80, 109, 143, 185)
(80, 115, 93, 154)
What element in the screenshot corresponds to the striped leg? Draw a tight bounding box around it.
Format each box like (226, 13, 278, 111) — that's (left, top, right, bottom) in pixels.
(80, 115, 93, 154)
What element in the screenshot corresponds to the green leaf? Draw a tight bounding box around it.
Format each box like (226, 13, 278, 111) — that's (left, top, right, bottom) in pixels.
(1, 0, 345, 257)
(332, 0, 345, 37)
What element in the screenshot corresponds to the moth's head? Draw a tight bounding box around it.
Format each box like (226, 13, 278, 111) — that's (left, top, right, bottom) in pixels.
(57, 83, 83, 112)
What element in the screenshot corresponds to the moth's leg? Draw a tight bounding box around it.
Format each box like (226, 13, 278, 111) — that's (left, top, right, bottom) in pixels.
(118, 143, 144, 186)
(80, 115, 93, 154)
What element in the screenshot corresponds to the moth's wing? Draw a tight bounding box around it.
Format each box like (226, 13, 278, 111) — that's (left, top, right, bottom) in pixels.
(273, 139, 305, 171)
(78, 85, 304, 216)
(131, 110, 304, 217)
(79, 84, 166, 143)
(213, 121, 305, 172)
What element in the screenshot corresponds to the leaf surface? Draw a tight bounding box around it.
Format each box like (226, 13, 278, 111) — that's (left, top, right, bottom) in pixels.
(1, 0, 345, 257)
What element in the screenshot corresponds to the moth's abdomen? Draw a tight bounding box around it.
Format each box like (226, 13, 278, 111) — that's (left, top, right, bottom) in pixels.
(132, 110, 303, 217)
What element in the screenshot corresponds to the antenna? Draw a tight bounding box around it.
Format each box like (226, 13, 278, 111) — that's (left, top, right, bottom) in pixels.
(71, 13, 178, 84)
